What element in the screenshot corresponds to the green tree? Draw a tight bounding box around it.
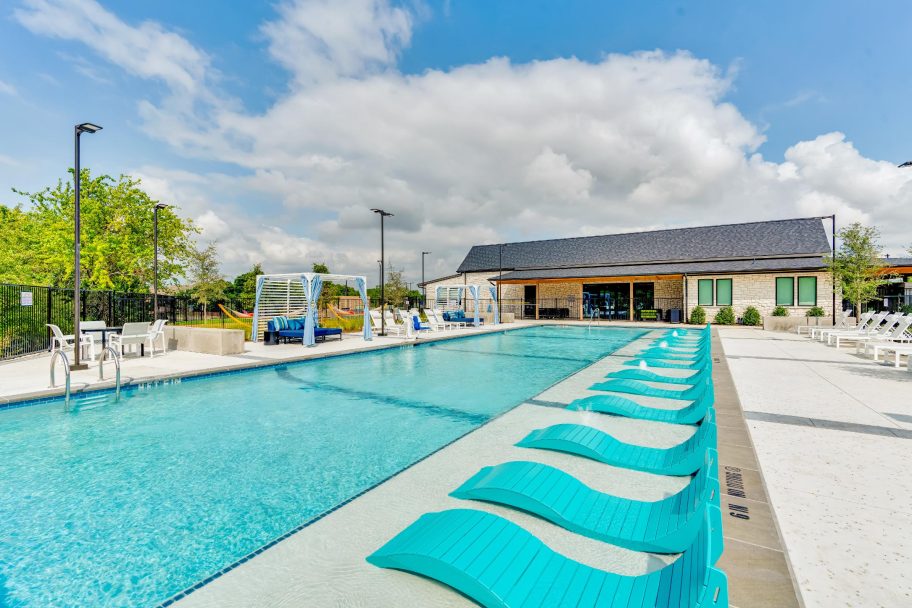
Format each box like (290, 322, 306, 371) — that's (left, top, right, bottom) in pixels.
(2, 169, 197, 290)
(189, 243, 226, 317)
(312, 262, 329, 274)
(825, 223, 887, 316)
(225, 263, 264, 304)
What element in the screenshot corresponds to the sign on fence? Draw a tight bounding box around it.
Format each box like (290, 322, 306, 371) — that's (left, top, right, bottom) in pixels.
(20, 291, 33, 306)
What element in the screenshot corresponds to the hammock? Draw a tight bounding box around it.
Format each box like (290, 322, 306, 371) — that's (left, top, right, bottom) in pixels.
(217, 304, 254, 338)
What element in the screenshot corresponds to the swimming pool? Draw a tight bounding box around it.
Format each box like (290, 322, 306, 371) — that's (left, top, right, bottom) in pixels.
(0, 325, 644, 607)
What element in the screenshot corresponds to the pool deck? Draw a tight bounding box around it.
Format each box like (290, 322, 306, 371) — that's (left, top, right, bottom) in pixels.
(0, 321, 524, 405)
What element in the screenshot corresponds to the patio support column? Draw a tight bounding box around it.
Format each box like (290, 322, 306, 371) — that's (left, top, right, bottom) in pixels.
(535, 283, 539, 320)
(577, 283, 583, 320)
(629, 281, 634, 321)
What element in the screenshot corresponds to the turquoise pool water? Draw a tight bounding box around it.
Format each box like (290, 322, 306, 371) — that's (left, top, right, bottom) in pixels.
(0, 326, 644, 607)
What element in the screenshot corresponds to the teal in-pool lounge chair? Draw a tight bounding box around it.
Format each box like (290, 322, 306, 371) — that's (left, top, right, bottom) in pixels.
(638, 344, 710, 360)
(589, 377, 713, 402)
(607, 365, 711, 386)
(517, 414, 717, 476)
(624, 357, 711, 370)
(568, 389, 713, 425)
(450, 458, 719, 554)
(367, 506, 728, 608)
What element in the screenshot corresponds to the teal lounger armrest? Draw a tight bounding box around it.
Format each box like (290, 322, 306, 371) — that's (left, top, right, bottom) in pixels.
(568, 390, 713, 424)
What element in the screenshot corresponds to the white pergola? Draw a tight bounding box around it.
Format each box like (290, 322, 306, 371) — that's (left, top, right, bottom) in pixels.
(433, 283, 499, 326)
(251, 272, 371, 346)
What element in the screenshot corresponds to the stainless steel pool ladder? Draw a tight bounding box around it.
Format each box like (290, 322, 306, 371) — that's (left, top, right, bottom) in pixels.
(99, 345, 121, 402)
(587, 309, 600, 329)
(49, 349, 71, 409)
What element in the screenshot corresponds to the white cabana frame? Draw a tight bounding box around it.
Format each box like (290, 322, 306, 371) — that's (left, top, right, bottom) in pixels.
(252, 272, 371, 346)
(433, 283, 499, 326)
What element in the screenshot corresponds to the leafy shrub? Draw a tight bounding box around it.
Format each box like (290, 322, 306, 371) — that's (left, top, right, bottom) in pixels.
(742, 306, 761, 326)
(900, 304, 912, 314)
(689, 305, 706, 325)
(714, 306, 736, 325)
(772, 306, 790, 317)
(805, 306, 825, 317)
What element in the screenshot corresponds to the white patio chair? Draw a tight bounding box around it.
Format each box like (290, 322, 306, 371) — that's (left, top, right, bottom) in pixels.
(425, 309, 451, 331)
(820, 311, 883, 343)
(47, 323, 95, 362)
(434, 309, 466, 328)
(869, 343, 912, 369)
(858, 315, 912, 358)
(149, 319, 169, 355)
(802, 309, 849, 337)
(831, 313, 899, 349)
(110, 322, 155, 358)
(370, 310, 405, 337)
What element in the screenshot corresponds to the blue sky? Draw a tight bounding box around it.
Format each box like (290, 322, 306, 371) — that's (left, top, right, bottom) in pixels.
(1, 0, 910, 280)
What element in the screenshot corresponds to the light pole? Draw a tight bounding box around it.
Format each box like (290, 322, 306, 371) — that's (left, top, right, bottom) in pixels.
(421, 251, 431, 306)
(72, 122, 102, 370)
(371, 208, 393, 335)
(829, 214, 836, 325)
(153, 203, 170, 321)
(498, 243, 505, 322)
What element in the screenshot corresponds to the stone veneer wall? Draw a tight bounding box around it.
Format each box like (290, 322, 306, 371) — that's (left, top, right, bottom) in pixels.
(654, 277, 684, 300)
(685, 271, 834, 319)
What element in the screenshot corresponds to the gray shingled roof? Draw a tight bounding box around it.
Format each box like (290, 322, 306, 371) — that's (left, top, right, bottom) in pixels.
(457, 217, 831, 273)
(884, 257, 912, 266)
(493, 256, 828, 281)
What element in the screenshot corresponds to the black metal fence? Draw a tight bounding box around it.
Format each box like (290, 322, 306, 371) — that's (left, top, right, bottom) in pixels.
(470, 296, 685, 322)
(0, 283, 254, 361)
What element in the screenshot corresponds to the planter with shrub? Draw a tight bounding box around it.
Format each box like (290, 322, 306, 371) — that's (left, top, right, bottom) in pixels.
(742, 306, 761, 326)
(806, 306, 825, 318)
(772, 306, 790, 317)
(689, 305, 706, 325)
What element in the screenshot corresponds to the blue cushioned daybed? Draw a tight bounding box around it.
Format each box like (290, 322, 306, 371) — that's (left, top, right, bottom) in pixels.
(268, 316, 342, 343)
(442, 310, 483, 325)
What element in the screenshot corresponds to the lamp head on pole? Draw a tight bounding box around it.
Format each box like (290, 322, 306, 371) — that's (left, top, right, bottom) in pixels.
(76, 122, 102, 134)
(154, 202, 169, 211)
(371, 208, 393, 217)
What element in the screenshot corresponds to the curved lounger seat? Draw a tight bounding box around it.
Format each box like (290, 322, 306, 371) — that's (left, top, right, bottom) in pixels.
(568, 391, 712, 425)
(589, 378, 714, 403)
(607, 366, 710, 386)
(517, 415, 717, 476)
(450, 460, 720, 553)
(367, 507, 728, 608)
(638, 347, 709, 361)
(624, 357, 711, 370)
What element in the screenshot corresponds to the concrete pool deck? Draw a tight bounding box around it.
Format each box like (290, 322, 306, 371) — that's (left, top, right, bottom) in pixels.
(719, 327, 912, 608)
(0, 322, 523, 405)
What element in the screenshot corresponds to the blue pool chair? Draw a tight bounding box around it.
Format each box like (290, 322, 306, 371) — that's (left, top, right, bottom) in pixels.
(624, 357, 712, 370)
(517, 415, 717, 476)
(450, 458, 719, 554)
(568, 389, 713, 425)
(637, 346, 710, 361)
(367, 506, 728, 608)
(589, 377, 714, 403)
(606, 365, 711, 385)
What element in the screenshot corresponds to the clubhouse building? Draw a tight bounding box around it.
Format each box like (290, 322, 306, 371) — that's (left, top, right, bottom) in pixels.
(423, 217, 841, 323)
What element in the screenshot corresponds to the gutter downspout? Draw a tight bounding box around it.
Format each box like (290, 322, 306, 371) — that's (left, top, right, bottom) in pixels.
(683, 273, 688, 324)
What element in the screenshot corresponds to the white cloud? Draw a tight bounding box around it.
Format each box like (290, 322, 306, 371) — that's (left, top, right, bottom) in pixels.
(0, 79, 16, 96)
(261, 0, 412, 85)
(17, 0, 912, 279)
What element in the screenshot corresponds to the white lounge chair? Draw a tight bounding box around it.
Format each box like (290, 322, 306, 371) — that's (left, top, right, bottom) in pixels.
(47, 323, 95, 362)
(801, 309, 850, 337)
(858, 315, 912, 358)
(425, 309, 453, 331)
(110, 322, 154, 358)
(149, 319, 169, 355)
(872, 343, 912, 368)
(820, 311, 883, 344)
(831, 313, 899, 349)
(370, 310, 406, 337)
(435, 309, 466, 329)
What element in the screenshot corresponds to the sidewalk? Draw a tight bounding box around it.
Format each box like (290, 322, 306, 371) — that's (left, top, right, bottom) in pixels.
(719, 327, 912, 608)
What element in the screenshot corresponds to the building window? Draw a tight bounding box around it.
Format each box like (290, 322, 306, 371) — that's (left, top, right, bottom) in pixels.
(697, 279, 713, 306)
(775, 277, 794, 306)
(715, 279, 732, 306)
(797, 276, 817, 306)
